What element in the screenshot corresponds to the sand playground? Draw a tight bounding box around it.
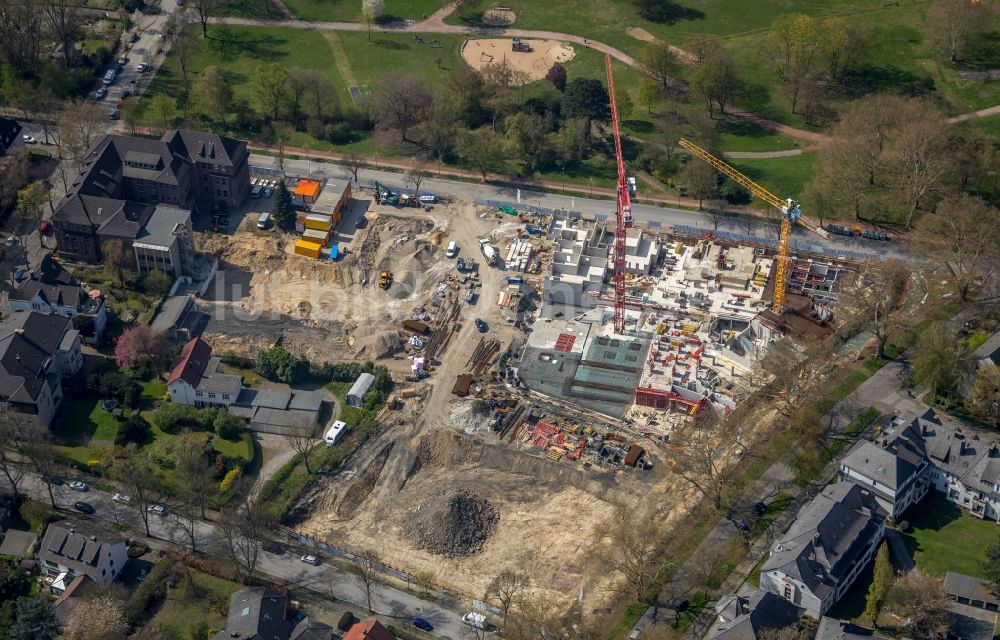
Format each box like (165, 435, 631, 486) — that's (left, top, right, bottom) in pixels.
(461, 38, 576, 82)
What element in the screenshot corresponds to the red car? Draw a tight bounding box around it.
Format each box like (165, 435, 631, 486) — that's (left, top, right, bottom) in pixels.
(38, 221, 52, 235)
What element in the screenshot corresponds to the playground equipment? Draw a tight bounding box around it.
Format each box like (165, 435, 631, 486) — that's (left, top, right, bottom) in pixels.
(512, 38, 532, 52)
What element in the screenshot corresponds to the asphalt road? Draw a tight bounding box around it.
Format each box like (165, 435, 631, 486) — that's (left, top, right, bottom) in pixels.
(1, 470, 479, 639)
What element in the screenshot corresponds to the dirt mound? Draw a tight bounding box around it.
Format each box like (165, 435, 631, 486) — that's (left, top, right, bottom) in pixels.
(353, 329, 402, 360)
(449, 399, 492, 430)
(414, 430, 481, 467)
(404, 489, 498, 556)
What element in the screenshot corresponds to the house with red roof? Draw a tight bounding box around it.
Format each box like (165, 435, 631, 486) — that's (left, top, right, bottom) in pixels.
(167, 337, 242, 408)
(343, 619, 396, 640)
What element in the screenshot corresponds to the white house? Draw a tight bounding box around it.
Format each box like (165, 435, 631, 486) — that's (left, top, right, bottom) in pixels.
(167, 337, 242, 408)
(38, 520, 128, 593)
(8, 255, 108, 344)
(759, 483, 886, 618)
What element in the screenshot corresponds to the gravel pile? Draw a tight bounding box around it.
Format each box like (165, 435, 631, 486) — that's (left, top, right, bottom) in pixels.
(404, 489, 499, 556)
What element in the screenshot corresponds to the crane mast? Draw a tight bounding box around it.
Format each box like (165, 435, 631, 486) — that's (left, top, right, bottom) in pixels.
(605, 54, 630, 335)
(677, 137, 823, 316)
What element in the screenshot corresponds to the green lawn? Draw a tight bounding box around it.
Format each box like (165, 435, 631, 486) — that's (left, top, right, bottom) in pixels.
(728, 153, 818, 201)
(213, 432, 255, 462)
(280, 0, 442, 23)
(140, 378, 167, 399)
(59, 396, 120, 444)
(717, 120, 801, 153)
(145, 568, 240, 638)
(901, 493, 997, 578)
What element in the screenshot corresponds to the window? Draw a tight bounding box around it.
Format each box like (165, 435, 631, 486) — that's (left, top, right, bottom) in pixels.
(195, 391, 204, 397)
(208, 393, 217, 399)
(222, 394, 230, 400)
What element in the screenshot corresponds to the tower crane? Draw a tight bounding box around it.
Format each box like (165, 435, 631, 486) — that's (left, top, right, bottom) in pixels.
(677, 137, 829, 315)
(605, 54, 631, 335)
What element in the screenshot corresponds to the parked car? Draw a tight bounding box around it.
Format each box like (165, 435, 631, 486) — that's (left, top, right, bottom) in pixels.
(5, 237, 15, 248)
(137, 62, 148, 73)
(112, 493, 132, 504)
(42, 475, 64, 486)
(147, 504, 167, 516)
(102, 69, 116, 85)
(14, 269, 27, 283)
(262, 541, 283, 554)
(475, 318, 488, 333)
(117, 55, 127, 67)
(21, 134, 36, 144)
(73, 501, 95, 514)
(95, 87, 107, 100)
(300, 555, 320, 566)
(121, 89, 132, 99)
(263, 188, 273, 198)
(250, 177, 258, 186)
(69, 481, 88, 492)
(412, 617, 433, 632)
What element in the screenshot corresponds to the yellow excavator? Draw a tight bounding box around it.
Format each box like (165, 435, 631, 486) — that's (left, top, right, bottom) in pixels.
(378, 271, 392, 289)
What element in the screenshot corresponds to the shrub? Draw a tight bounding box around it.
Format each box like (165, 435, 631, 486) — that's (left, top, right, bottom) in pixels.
(142, 269, 173, 297)
(220, 351, 252, 368)
(115, 414, 151, 446)
(214, 410, 244, 441)
(124, 558, 173, 624)
(153, 404, 217, 434)
(337, 611, 355, 631)
(87, 371, 141, 407)
(219, 468, 241, 493)
(255, 347, 309, 384)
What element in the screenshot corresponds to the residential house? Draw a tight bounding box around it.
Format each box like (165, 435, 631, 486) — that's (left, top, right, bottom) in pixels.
(343, 619, 395, 640)
(52, 129, 249, 268)
(815, 617, 886, 640)
(9, 255, 108, 343)
(0, 117, 22, 157)
(37, 520, 127, 593)
(132, 206, 194, 276)
(759, 482, 886, 618)
(707, 585, 802, 640)
(839, 410, 1000, 522)
(211, 587, 332, 640)
(167, 337, 241, 408)
(0, 311, 83, 425)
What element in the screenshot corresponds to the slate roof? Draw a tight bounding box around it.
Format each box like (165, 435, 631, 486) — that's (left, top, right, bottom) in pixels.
(0, 117, 21, 156)
(133, 206, 190, 248)
(37, 520, 125, 579)
(195, 357, 242, 395)
(32, 255, 77, 286)
(167, 337, 212, 386)
(210, 587, 330, 640)
(841, 440, 920, 497)
(165, 129, 246, 169)
(815, 617, 882, 640)
(0, 312, 67, 403)
(762, 483, 884, 600)
(708, 585, 801, 640)
(11, 278, 84, 309)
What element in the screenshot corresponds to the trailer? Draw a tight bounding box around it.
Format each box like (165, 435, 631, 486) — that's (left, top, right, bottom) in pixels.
(824, 223, 890, 242)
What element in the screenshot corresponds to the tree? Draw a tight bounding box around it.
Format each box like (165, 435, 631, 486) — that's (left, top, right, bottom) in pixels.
(766, 14, 819, 113)
(114, 445, 158, 536)
(298, 69, 336, 119)
(20, 425, 60, 508)
(253, 64, 290, 121)
(193, 66, 233, 126)
(459, 130, 504, 181)
(375, 73, 431, 142)
(115, 326, 168, 373)
(485, 569, 529, 630)
(172, 27, 197, 98)
(838, 260, 910, 359)
(149, 93, 178, 129)
(175, 433, 215, 520)
(638, 78, 661, 115)
(115, 414, 151, 446)
(217, 483, 272, 584)
(889, 568, 952, 639)
(193, 0, 219, 37)
(616, 91, 635, 119)
(286, 432, 316, 474)
(361, 0, 384, 42)
(590, 503, 660, 599)
(679, 159, 718, 208)
(889, 107, 954, 229)
(344, 153, 364, 184)
(639, 41, 679, 89)
(10, 597, 59, 640)
(967, 365, 1000, 429)
(688, 36, 739, 117)
(271, 180, 295, 231)
(927, 0, 988, 64)
(215, 410, 244, 441)
(562, 78, 610, 140)
(103, 239, 131, 287)
(545, 62, 567, 91)
(414, 570, 435, 595)
(819, 17, 865, 80)
(143, 269, 173, 297)
(0, 404, 28, 500)
(40, 0, 82, 68)
(15, 181, 46, 266)
(62, 594, 130, 640)
(863, 542, 893, 623)
(356, 547, 381, 612)
(405, 166, 429, 193)
(911, 322, 973, 400)
(912, 193, 1000, 302)
(982, 533, 1000, 595)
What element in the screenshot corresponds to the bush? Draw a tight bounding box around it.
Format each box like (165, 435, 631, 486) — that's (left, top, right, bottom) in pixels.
(214, 410, 244, 441)
(124, 558, 173, 624)
(220, 351, 252, 368)
(87, 371, 141, 408)
(153, 404, 217, 434)
(255, 347, 309, 384)
(337, 611, 355, 631)
(142, 269, 173, 297)
(219, 467, 241, 493)
(115, 414, 151, 446)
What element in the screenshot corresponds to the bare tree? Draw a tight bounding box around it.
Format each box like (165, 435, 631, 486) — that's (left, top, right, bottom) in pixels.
(375, 73, 432, 142)
(114, 445, 157, 537)
(912, 192, 1000, 302)
(21, 425, 60, 508)
(61, 594, 130, 640)
(40, 0, 81, 68)
(485, 568, 530, 630)
(355, 547, 382, 612)
(590, 503, 661, 599)
(639, 41, 679, 89)
(172, 28, 197, 98)
(889, 568, 952, 639)
(889, 110, 954, 229)
(285, 432, 316, 474)
(414, 570, 435, 595)
(406, 165, 429, 193)
(192, 0, 219, 37)
(678, 159, 718, 209)
(927, 0, 989, 64)
(0, 404, 28, 499)
(361, 0, 384, 43)
(217, 482, 272, 584)
(297, 70, 336, 120)
(837, 260, 911, 359)
(344, 153, 364, 184)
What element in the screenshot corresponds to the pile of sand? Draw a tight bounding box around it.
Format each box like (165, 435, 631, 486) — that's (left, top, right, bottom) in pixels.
(404, 489, 499, 556)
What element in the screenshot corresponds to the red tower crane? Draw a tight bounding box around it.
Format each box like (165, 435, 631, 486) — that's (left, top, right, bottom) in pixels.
(605, 54, 631, 335)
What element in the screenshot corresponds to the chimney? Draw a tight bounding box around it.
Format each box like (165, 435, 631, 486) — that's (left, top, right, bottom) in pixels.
(921, 422, 928, 436)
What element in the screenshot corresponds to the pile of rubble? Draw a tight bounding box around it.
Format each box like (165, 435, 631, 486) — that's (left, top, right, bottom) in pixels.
(403, 489, 498, 556)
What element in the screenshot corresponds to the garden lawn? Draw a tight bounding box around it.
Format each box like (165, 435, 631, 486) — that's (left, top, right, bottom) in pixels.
(280, 0, 442, 23)
(901, 493, 997, 578)
(144, 568, 240, 638)
(59, 396, 120, 444)
(213, 431, 255, 463)
(728, 153, 818, 202)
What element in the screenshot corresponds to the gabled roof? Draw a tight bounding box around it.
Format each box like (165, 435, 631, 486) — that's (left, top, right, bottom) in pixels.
(841, 440, 920, 495)
(709, 585, 801, 640)
(815, 617, 883, 640)
(164, 129, 246, 169)
(0, 315, 64, 403)
(167, 337, 212, 386)
(32, 255, 77, 286)
(37, 520, 125, 579)
(343, 619, 395, 640)
(0, 117, 22, 156)
(11, 278, 84, 309)
(945, 571, 1000, 606)
(213, 587, 290, 640)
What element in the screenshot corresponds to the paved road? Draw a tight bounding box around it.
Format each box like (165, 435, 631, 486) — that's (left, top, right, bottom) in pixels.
(1, 471, 478, 640)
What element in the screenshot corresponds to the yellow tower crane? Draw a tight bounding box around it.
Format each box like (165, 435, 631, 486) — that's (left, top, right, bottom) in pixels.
(678, 137, 829, 315)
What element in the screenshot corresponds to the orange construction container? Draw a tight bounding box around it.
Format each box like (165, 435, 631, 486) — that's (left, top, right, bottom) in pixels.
(294, 179, 322, 203)
(294, 240, 322, 259)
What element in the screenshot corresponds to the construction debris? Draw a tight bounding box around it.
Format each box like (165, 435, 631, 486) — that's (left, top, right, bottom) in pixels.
(403, 489, 499, 557)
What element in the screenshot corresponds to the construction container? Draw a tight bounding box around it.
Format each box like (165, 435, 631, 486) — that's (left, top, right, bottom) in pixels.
(402, 319, 431, 335)
(303, 228, 329, 245)
(294, 240, 322, 259)
(304, 213, 332, 231)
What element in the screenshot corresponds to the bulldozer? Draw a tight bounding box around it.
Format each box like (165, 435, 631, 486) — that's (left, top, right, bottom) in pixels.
(378, 271, 392, 289)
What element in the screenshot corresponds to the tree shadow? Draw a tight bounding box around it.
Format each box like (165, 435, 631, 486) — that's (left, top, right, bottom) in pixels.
(840, 65, 934, 98)
(635, 0, 705, 24)
(209, 27, 286, 62)
(959, 32, 1000, 71)
(623, 119, 653, 133)
(371, 37, 409, 50)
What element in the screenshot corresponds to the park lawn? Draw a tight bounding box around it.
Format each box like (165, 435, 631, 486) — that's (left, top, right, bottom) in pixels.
(901, 493, 997, 578)
(728, 153, 817, 201)
(219, 0, 286, 19)
(213, 431, 255, 463)
(144, 568, 240, 638)
(59, 396, 120, 444)
(280, 0, 442, 23)
(716, 120, 801, 153)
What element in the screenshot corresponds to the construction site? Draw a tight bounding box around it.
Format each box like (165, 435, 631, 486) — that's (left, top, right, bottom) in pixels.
(183, 58, 891, 623)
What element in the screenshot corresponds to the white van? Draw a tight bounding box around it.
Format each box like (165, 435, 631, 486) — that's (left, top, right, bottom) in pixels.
(462, 612, 486, 629)
(446, 241, 458, 258)
(325, 420, 347, 447)
(257, 212, 271, 230)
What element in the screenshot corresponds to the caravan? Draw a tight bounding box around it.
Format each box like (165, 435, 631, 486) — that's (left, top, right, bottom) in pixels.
(325, 420, 348, 447)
